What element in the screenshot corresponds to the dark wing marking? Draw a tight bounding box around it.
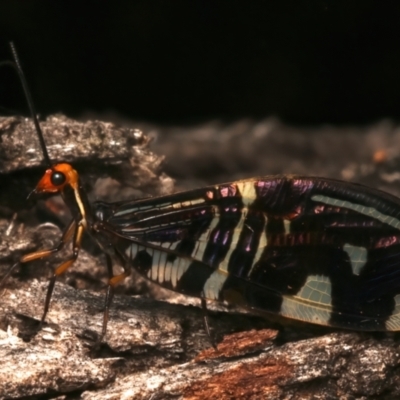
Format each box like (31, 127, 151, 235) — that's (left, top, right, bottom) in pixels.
(97, 176, 400, 331)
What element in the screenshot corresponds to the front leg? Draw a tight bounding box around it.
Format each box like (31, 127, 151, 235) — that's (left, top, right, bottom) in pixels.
(0, 219, 76, 287)
(40, 221, 85, 326)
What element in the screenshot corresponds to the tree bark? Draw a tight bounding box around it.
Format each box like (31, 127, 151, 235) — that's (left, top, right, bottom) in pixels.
(1, 280, 400, 399)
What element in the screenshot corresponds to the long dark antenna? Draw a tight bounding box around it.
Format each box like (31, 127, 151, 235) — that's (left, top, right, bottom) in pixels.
(0, 42, 52, 166)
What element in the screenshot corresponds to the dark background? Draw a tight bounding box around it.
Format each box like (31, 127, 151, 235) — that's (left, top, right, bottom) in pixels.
(1, 1, 400, 125)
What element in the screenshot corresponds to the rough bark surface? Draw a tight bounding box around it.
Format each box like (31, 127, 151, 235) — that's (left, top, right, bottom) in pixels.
(1, 280, 400, 399)
(1, 115, 400, 399)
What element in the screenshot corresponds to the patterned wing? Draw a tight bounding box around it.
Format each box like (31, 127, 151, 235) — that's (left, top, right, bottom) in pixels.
(100, 175, 400, 331)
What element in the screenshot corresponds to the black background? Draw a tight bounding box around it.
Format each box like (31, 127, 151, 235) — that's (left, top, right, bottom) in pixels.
(1, 1, 400, 125)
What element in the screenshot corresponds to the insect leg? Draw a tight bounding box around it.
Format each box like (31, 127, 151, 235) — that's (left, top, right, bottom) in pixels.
(0, 219, 76, 287)
(40, 221, 84, 327)
(201, 293, 217, 349)
(100, 252, 131, 341)
(101, 253, 115, 341)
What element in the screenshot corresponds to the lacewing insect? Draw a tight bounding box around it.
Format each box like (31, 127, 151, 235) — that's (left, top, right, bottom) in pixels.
(3, 43, 400, 343)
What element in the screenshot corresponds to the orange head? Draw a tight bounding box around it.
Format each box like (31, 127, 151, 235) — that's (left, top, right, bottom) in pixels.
(34, 163, 79, 194)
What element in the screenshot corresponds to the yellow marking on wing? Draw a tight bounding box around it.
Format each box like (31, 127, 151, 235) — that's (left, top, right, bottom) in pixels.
(191, 206, 220, 259)
(219, 208, 248, 273)
(236, 181, 257, 207)
(247, 218, 267, 277)
(280, 275, 333, 325)
(202, 269, 229, 301)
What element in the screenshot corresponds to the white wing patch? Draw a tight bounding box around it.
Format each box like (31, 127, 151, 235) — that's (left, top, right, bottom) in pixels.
(280, 274, 333, 325)
(386, 294, 400, 330)
(343, 244, 367, 275)
(202, 269, 229, 301)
